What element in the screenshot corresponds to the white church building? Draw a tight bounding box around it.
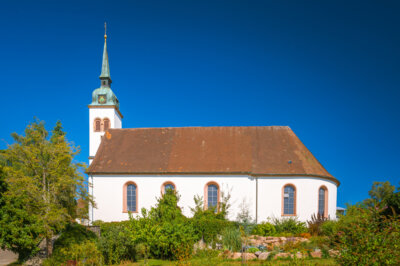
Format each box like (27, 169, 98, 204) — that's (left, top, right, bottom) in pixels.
(87, 33, 339, 223)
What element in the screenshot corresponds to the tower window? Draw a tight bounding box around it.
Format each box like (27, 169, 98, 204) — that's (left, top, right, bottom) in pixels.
(103, 118, 110, 131)
(94, 118, 101, 132)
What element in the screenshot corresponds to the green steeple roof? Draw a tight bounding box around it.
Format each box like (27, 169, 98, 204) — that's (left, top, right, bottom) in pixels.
(99, 35, 110, 79)
(89, 28, 120, 110)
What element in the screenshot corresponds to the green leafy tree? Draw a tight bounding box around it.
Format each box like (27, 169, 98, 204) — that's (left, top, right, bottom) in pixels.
(0, 119, 92, 261)
(335, 204, 400, 265)
(364, 181, 395, 207)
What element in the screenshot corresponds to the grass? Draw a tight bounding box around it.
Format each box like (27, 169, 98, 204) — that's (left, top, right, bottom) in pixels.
(123, 258, 337, 265)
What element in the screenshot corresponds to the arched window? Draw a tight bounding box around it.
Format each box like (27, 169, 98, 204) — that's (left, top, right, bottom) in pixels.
(123, 182, 138, 213)
(94, 118, 101, 132)
(318, 186, 328, 217)
(204, 182, 220, 210)
(282, 184, 296, 216)
(103, 118, 110, 131)
(161, 181, 176, 194)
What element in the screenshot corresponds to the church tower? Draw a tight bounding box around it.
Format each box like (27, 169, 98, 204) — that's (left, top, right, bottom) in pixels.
(88, 28, 123, 165)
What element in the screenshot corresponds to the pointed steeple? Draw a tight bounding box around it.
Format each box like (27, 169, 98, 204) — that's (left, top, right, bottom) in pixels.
(100, 23, 111, 88)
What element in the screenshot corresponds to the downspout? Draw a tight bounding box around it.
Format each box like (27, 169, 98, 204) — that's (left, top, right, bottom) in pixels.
(255, 177, 258, 224)
(91, 175, 94, 224)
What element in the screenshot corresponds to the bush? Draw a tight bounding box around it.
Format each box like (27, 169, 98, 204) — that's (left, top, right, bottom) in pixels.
(251, 221, 276, 236)
(53, 223, 97, 252)
(128, 191, 198, 260)
(44, 240, 103, 266)
(97, 221, 136, 264)
(190, 194, 232, 245)
(335, 205, 400, 265)
(320, 220, 338, 238)
(272, 217, 307, 235)
(307, 214, 329, 236)
(222, 226, 241, 252)
(247, 247, 260, 253)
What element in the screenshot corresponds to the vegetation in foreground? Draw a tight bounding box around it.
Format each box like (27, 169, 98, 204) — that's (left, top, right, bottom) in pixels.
(0, 120, 399, 265)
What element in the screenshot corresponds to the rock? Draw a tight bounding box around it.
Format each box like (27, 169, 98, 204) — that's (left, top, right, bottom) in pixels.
(258, 252, 270, 260)
(274, 252, 291, 259)
(24, 256, 44, 266)
(254, 251, 262, 257)
(231, 252, 242, 259)
(243, 253, 257, 260)
(279, 237, 287, 242)
(257, 236, 265, 241)
(329, 249, 339, 257)
(310, 250, 322, 258)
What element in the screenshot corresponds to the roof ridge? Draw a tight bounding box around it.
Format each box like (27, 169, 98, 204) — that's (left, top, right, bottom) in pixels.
(108, 126, 291, 131)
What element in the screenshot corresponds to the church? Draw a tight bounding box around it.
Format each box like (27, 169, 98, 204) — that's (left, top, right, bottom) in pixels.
(87, 33, 339, 223)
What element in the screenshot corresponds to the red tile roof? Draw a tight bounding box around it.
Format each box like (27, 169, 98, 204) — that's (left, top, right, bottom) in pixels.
(87, 126, 338, 185)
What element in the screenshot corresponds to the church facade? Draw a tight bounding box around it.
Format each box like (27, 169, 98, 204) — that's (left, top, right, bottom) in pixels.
(87, 34, 339, 223)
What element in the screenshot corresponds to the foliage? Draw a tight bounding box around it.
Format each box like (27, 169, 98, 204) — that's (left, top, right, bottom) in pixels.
(128, 190, 197, 260)
(97, 221, 136, 264)
(299, 232, 311, 239)
(335, 204, 400, 265)
(320, 220, 338, 238)
(307, 214, 329, 236)
(44, 240, 103, 266)
(222, 226, 242, 252)
(236, 199, 255, 236)
(53, 223, 97, 252)
(364, 181, 395, 207)
(190, 193, 232, 245)
(247, 247, 260, 253)
(251, 221, 276, 236)
(0, 120, 92, 260)
(272, 217, 307, 235)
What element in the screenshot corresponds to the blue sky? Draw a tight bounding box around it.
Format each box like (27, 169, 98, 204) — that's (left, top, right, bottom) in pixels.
(1, 0, 399, 207)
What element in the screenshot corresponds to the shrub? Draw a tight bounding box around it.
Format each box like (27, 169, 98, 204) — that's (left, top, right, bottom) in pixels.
(53, 223, 97, 252)
(307, 214, 329, 236)
(247, 247, 260, 253)
(44, 240, 103, 266)
(272, 217, 307, 235)
(222, 226, 241, 252)
(251, 221, 276, 236)
(320, 220, 338, 238)
(97, 221, 136, 264)
(299, 232, 311, 239)
(190, 194, 232, 245)
(335, 205, 400, 265)
(128, 191, 198, 260)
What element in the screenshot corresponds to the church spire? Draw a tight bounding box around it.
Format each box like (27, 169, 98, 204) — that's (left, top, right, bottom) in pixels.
(100, 22, 111, 88)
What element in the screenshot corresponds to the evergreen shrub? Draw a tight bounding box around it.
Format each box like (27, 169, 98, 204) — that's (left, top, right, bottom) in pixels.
(272, 217, 307, 235)
(251, 221, 276, 236)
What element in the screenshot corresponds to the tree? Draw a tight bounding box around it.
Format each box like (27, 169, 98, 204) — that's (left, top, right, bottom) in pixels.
(0, 119, 92, 261)
(364, 181, 395, 207)
(364, 181, 400, 216)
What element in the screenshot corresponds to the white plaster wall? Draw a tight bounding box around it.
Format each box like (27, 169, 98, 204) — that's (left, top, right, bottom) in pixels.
(89, 107, 122, 158)
(91, 175, 256, 222)
(257, 177, 337, 222)
(90, 174, 337, 223)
